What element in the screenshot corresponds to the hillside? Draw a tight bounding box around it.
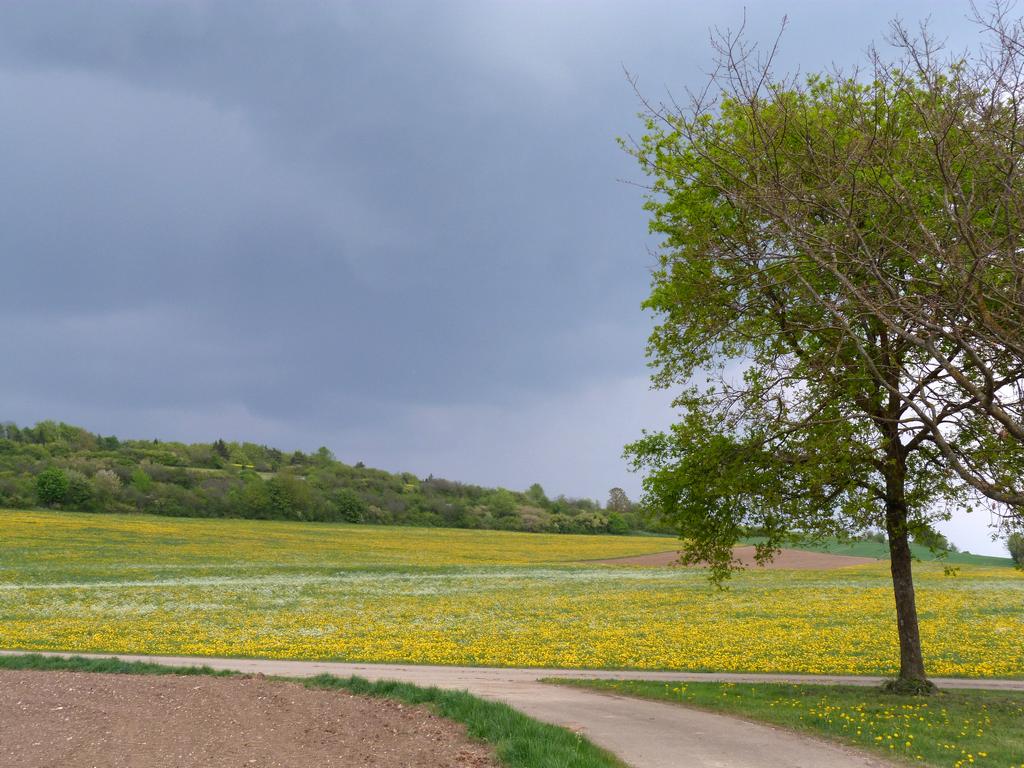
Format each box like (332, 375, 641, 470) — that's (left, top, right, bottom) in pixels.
(740, 535, 1013, 567)
(0, 420, 638, 534)
(791, 536, 1013, 567)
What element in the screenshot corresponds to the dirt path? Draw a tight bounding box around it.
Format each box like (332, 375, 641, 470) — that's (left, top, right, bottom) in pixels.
(0, 668, 496, 768)
(592, 545, 878, 569)
(20, 654, 1024, 767)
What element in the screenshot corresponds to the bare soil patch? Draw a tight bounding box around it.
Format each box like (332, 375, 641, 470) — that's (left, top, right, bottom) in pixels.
(0, 670, 497, 768)
(593, 545, 878, 570)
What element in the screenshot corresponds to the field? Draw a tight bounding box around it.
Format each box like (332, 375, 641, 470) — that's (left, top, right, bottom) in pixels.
(1, 509, 1022, 677)
(786, 538, 1014, 568)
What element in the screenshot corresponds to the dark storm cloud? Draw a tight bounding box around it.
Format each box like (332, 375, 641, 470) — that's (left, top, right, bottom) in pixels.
(3, 0, 998, 555)
(1, 0, 667, 421)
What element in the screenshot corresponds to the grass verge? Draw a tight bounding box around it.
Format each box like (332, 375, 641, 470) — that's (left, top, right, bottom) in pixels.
(0, 653, 624, 768)
(548, 678, 1024, 768)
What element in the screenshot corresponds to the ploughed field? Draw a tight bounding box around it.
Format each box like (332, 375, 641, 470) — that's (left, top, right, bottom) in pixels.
(1, 509, 1021, 677)
(1, 669, 497, 768)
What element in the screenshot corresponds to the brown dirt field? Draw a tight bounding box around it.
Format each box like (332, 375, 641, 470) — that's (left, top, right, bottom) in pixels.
(593, 545, 878, 570)
(0, 670, 497, 768)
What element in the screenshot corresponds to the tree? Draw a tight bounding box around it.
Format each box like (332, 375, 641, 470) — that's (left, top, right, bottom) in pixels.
(131, 468, 153, 493)
(93, 468, 122, 500)
(624, 8, 1024, 690)
(607, 512, 630, 535)
(1008, 532, 1024, 566)
(332, 488, 367, 523)
(482, 489, 517, 518)
(607, 487, 632, 514)
(36, 468, 68, 506)
(526, 483, 549, 506)
(267, 475, 312, 519)
(911, 526, 953, 554)
(64, 470, 94, 509)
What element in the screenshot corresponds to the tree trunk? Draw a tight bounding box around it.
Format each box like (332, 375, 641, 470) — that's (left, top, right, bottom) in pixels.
(883, 457, 929, 685)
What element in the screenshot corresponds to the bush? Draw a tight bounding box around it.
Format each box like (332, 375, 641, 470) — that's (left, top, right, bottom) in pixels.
(93, 468, 122, 498)
(64, 470, 94, 509)
(607, 512, 630, 535)
(1008, 533, 1024, 567)
(911, 525, 952, 553)
(331, 488, 367, 523)
(35, 467, 69, 506)
(131, 468, 153, 492)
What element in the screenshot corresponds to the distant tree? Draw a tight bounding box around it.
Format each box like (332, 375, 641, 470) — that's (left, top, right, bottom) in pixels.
(573, 511, 610, 534)
(234, 477, 272, 518)
(483, 489, 517, 518)
(213, 439, 230, 460)
(266, 475, 311, 519)
(31, 421, 60, 444)
(911, 526, 953, 555)
(526, 483, 549, 506)
(93, 468, 122, 500)
(64, 470, 94, 509)
(1008, 533, 1024, 567)
(36, 468, 68, 506)
(607, 487, 631, 514)
(98, 435, 120, 451)
(332, 488, 368, 523)
(131, 468, 153, 493)
(607, 512, 630, 535)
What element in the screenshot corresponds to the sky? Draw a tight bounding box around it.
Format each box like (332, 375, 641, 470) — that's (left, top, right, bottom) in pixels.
(0, 1, 1009, 555)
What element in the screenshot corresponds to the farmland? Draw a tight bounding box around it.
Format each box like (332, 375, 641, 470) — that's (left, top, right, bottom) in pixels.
(1, 509, 1021, 677)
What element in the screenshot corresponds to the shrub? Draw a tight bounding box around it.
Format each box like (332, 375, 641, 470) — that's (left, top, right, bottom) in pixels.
(93, 468, 122, 498)
(131, 468, 153, 492)
(331, 488, 368, 523)
(64, 469, 94, 509)
(1008, 533, 1024, 567)
(607, 512, 630, 535)
(35, 467, 69, 506)
(911, 526, 952, 553)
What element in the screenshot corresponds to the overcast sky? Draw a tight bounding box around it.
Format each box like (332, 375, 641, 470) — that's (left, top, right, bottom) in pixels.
(1, 1, 1008, 554)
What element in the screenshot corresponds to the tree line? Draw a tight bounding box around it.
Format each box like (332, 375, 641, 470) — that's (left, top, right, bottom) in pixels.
(0, 420, 642, 534)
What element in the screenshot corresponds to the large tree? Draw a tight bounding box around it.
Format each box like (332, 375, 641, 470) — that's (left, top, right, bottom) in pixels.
(626, 6, 1024, 690)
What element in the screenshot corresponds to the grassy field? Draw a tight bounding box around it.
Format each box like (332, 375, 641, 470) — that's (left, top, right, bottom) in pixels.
(1, 509, 1022, 676)
(550, 679, 1024, 768)
(780, 538, 1014, 568)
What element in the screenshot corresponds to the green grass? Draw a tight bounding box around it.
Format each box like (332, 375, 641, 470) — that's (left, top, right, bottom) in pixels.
(0, 653, 624, 768)
(742, 536, 1014, 567)
(0, 651, 237, 677)
(549, 678, 1024, 768)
